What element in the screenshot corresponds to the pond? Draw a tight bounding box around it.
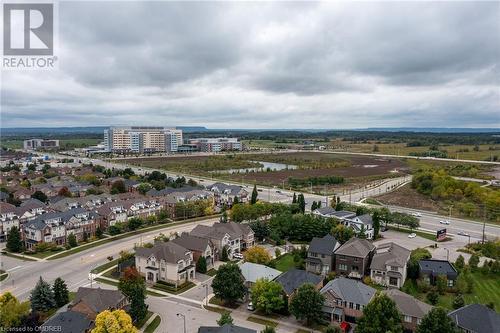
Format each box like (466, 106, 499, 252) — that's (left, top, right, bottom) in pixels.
(218, 160, 298, 174)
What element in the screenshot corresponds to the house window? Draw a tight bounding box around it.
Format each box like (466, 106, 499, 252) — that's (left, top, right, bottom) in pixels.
(416, 319, 422, 325)
(404, 315, 412, 323)
(390, 266, 399, 271)
(355, 304, 360, 311)
(389, 277, 399, 286)
(349, 302, 353, 309)
(352, 266, 359, 272)
(338, 264, 348, 271)
(353, 258, 359, 263)
(447, 279, 454, 287)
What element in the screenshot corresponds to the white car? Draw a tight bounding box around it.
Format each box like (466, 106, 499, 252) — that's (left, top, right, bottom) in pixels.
(247, 302, 255, 311)
(457, 231, 470, 237)
(408, 233, 417, 238)
(439, 220, 450, 225)
(412, 212, 422, 217)
(233, 253, 243, 260)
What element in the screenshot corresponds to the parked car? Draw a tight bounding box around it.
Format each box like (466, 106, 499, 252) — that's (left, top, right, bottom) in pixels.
(408, 233, 417, 238)
(233, 253, 244, 260)
(247, 302, 255, 311)
(381, 226, 388, 232)
(439, 220, 450, 225)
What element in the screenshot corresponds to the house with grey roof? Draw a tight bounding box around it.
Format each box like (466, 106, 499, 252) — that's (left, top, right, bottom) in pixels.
(171, 233, 215, 268)
(190, 222, 254, 259)
(313, 208, 356, 220)
(418, 259, 458, 288)
(239, 262, 282, 288)
(313, 209, 374, 239)
(207, 182, 248, 206)
(384, 289, 432, 332)
(370, 242, 411, 288)
(198, 324, 256, 333)
(68, 287, 127, 320)
(334, 237, 375, 279)
(321, 276, 376, 324)
(448, 303, 500, 333)
(274, 269, 323, 300)
(306, 234, 340, 275)
(0, 202, 20, 241)
(41, 311, 93, 333)
(135, 241, 195, 286)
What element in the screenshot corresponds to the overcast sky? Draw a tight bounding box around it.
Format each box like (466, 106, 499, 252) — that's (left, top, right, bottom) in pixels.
(2, 1, 499, 129)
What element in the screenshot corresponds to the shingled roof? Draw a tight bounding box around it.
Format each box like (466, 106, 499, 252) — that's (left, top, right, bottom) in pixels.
(308, 234, 339, 255)
(334, 237, 375, 258)
(71, 287, 125, 314)
(448, 304, 500, 333)
(135, 241, 191, 264)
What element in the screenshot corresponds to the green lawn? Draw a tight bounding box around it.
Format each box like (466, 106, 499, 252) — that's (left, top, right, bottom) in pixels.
(273, 254, 297, 272)
(144, 315, 161, 333)
(402, 272, 500, 311)
(135, 311, 154, 329)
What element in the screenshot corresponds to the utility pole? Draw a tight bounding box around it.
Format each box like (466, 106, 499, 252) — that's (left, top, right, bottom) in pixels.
(482, 206, 486, 244)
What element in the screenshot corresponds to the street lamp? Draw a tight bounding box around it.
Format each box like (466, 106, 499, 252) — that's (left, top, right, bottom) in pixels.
(202, 283, 209, 306)
(177, 313, 186, 333)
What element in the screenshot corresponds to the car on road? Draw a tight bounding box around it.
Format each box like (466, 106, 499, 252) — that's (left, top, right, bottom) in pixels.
(408, 233, 417, 238)
(276, 190, 282, 194)
(439, 220, 450, 225)
(247, 302, 255, 311)
(412, 212, 422, 217)
(381, 226, 388, 232)
(233, 253, 244, 260)
(457, 231, 470, 237)
(257, 189, 263, 192)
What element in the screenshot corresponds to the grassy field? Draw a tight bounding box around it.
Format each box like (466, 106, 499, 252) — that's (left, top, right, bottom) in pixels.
(273, 254, 297, 272)
(1, 138, 101, 150)
(403, 272, 500, 311)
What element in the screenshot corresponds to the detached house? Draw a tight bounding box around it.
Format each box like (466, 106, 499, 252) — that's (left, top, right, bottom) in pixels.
(306, 234, 340, 275)
(384, 289, 432, 333)
(370, 242, 411, 288)
(334, 238, 375, 279)
(321, 277, 376, 324)
(448, 304, 500, 333)
(171, 233, 215, 268)
(207, 182, 248, 206)
(313, 209, 374, 239)
(69, 287, 128, 320)
(190, 222, 254, 259)
(418, 259, 458, 288)
(135, 241, 195, 286)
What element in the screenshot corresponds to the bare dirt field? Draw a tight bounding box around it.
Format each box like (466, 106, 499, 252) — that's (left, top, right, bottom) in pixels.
(374, 184, 441, 212)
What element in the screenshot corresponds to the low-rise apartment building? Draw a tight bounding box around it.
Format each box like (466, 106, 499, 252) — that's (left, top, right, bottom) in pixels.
(104, 127, 183, 153)
(188, 137, 242, 152)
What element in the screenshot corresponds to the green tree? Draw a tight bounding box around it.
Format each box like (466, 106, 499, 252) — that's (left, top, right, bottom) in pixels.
(244, 246, 272, 265)
(52, 278, 69, 307)
(251, 185, 258, 204)
(289, 283, 324, 326)
(92, 309, 137, 333)
(217, 312, 233, 326)
(452, 294, 465, 309)
(372, 211, 380, 239)
(325, 326, 341, 333)
(0, 292, 30, 329)
(436, 275, 447, 294)
(311, 201, 318, 211)
(212, 263, 246, 305)
(67, 233, 78, 248)
(6, 226, 23, 253)
(468, 254, 479, 271)
(250, 278, 285, 314)
(95, 226, 103, 239)
(416, 307, 458, 333)
(356, 293, 403, 333)
(426, 290, 439, 305)
(118, 267, 148, 323)
(454, 255, 465, 271)
(137, 183, 152, 195)
(330, 224, 354, 244)
(297, 194, 306, 213)
(127, 217, 143, 231)
(233, 196, 239, 205)
(358, 225, 367, 239)
(30, 277, 55, 313)
(196, 256, 207, 274)
(111, 180, 127, 194)
(31, 190, 48, 203)
(221, 246, 229, 262)
(408, 248, 432, 280)
(292, 193, 297, 204)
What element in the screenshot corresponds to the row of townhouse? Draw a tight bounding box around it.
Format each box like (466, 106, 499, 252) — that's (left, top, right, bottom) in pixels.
(134, 222, 254, 286)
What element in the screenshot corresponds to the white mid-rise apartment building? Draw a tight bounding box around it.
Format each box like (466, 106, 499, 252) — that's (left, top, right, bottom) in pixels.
(104, 127, 183, 153)
(188, 137, 242, 152)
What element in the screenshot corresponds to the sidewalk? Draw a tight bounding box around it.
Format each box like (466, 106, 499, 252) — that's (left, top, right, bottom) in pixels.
(140, 313, 159, 333)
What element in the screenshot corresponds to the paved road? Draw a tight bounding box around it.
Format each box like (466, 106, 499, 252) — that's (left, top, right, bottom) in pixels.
(0, 218, 218, 300)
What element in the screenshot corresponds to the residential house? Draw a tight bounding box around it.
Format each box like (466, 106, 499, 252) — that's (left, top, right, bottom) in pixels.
(135, 241, 195, 286)
(321, 277, 376, 324)
(0, 191, 9, 202)
(207, 182, 249, 206)
(370, 242, 411, 288)
(41, 311, 93, 333)
(239, 262, 281, 289)
(190, 222, 254, 259)
(418, 259, 458, 288)
(16, 198, 47, 222)
(313, 209, 374, 239)
(313, 208, 356, 220)
(274, 269, 323, 301)
(13, 188, 32, 200)
(0, 202, 20, 241)
(68, 287, 128, 320)
(384, 289, 432, 333)
(96, 201, 128, 227)
(448, 304, 500, 333)
(306, 234, 340, 275)
(198, 324, 256, 333)
(171, 233, 215, 268)
(334, 237, 375, 279)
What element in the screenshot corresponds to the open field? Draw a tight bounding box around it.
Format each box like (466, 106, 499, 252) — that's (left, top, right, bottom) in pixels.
(1, 138, 101, 150)
(375, 184, 441, 212)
